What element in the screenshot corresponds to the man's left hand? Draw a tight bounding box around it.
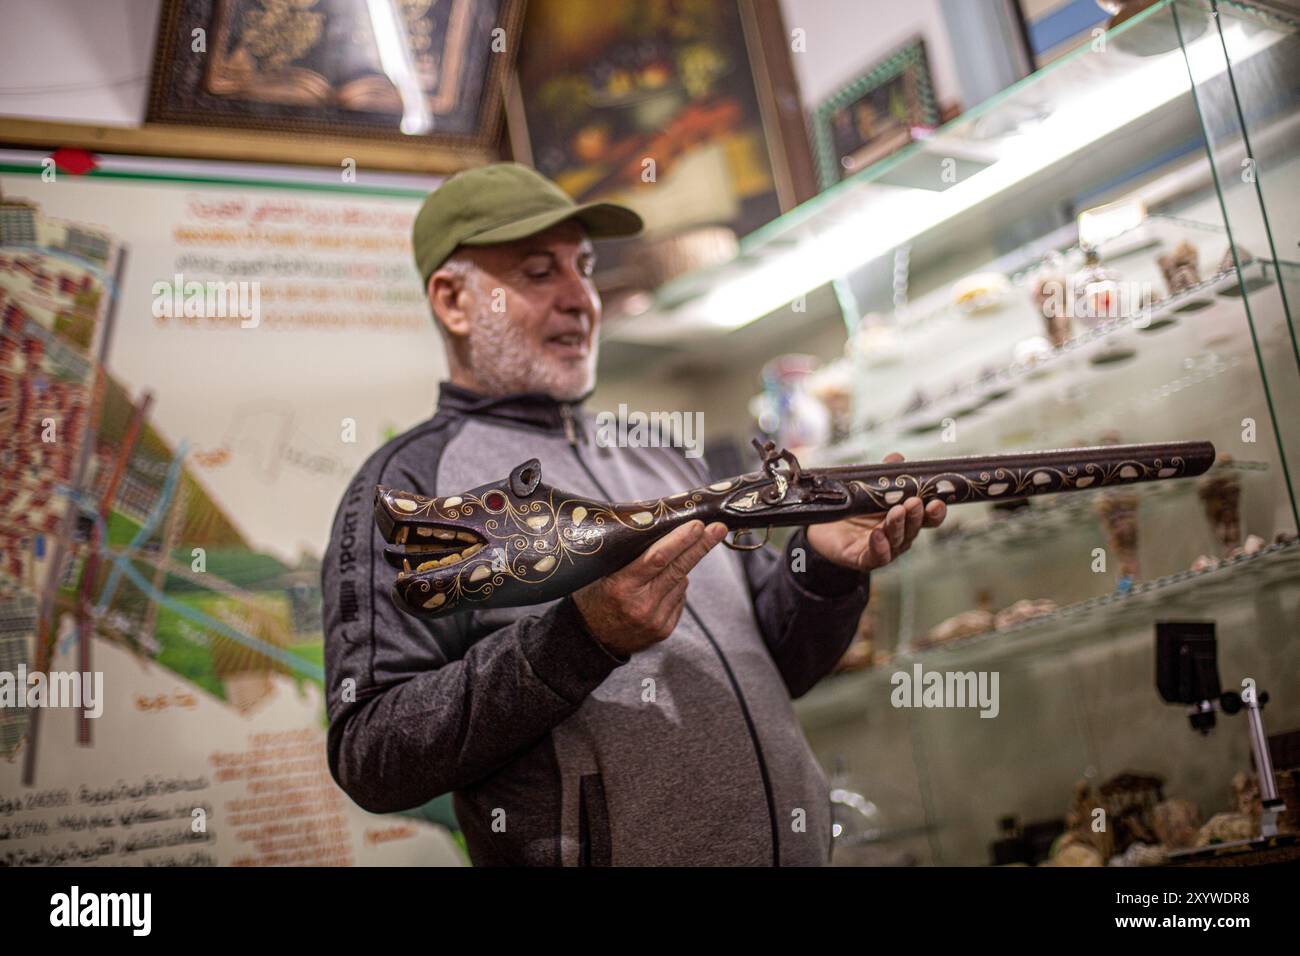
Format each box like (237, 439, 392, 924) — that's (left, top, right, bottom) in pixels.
(805, 452, 947, 573)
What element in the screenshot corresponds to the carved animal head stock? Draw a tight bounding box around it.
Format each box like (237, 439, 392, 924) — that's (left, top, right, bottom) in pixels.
(375, 458, 666, 618)
(375, 439, 1217, 620)
(375, 443, 853, 619)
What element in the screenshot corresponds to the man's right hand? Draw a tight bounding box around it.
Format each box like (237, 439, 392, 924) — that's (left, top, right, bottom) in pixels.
(572, 519, 728, 657)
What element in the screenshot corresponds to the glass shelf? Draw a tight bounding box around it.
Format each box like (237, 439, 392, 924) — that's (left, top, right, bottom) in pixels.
(796, 538, 1300, 731)
(866, 458, 1270, 579)
(817, 261, 1273, 463)
(605, 0, 1295, 345)
(782, 0, 1300, 868)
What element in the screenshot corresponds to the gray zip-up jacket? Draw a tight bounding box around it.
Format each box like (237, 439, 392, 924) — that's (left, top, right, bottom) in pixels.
(322, 383, 871, 865)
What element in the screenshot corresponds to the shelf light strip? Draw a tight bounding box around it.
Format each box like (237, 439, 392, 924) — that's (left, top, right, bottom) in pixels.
(691, 22, 1279, 332)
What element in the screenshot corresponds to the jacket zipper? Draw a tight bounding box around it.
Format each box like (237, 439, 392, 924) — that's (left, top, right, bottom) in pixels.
(562, 412, 781, 866)
(560, 402, 578, 447)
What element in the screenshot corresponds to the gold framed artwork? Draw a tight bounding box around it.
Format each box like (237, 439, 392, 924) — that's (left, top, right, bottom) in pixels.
(142, 0, 524, 169)
(811, 37, 940, 188)
(506, 0, 817, 250)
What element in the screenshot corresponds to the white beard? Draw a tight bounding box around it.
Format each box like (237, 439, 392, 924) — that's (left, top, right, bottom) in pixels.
(461, 274, 597, 401)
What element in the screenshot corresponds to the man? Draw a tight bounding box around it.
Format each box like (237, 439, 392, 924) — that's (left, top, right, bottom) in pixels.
(322, 163, 945, 866)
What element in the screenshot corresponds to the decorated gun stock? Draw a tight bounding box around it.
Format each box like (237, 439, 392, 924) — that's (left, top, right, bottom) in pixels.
(375, 439, 1215, 618)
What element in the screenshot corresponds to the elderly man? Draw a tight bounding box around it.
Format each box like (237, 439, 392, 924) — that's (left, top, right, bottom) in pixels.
(322, 163, 944, 866)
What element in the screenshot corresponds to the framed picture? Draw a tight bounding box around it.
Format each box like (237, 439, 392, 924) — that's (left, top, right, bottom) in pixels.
(146, 0, 523, 164)
(811, 37, 940, 189)
(505, 0, 816, 259)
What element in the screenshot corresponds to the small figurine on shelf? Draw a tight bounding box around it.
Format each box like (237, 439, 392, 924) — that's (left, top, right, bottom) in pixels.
(1049, 779, 1112, 865)
(1029, 262, 1073, 348)
(806, 361, 855, 445)
(1099, 771, 1165, 852)
(1218, 243, 1273, 296)
(1192, 771, 1262, 847)
(847, 312, 903, 368)
(1218, 242, 1257, 275)
(993, 598, 1057, 630)
(1153, 798, 1202, 850)
(951, 272, 1011, 315)
(1157, 240, 1201, 297)
(1092, 433, 1140, 590)
(751, 354, 832, 455)
(1197, 458, 1243, 556)
(1233, 769, 1263, 821)
(1095, 493, 1140, 591)
(1071, 245, 1124, 329)
(1012, 335, 1054, 376)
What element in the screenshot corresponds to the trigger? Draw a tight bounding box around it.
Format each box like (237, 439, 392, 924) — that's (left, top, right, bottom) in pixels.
(724, 527, 771, 551)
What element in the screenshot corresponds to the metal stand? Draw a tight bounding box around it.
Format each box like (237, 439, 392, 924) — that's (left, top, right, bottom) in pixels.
(1190, 681, 1284, 837)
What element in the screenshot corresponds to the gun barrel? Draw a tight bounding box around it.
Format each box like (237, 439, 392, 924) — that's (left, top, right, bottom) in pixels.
(838, 441, 1215, 515)
(378, 439, 1216, 619)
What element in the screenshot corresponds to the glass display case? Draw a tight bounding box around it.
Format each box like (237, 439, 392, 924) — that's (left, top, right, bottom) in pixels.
(615, 0, 1300, 865)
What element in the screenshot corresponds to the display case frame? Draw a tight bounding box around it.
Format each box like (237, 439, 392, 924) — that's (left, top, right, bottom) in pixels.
(734, 0, 1300, 866)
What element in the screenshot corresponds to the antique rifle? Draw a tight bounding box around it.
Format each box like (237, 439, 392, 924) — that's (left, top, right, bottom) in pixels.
(375, 439, 1215, 618)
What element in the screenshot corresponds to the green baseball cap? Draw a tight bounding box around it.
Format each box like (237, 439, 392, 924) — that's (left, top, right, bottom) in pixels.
(412, 162, 644, 286)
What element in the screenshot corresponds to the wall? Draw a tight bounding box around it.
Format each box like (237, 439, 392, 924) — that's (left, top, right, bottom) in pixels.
(777, 0, 965, 112)
(0, 0, 161, 126)
(0, 0, 981, 459)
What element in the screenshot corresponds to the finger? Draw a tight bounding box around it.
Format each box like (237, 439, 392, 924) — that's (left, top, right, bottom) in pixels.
(923, 499, 947, 527)
(902, 498, 924, 545)
(628, 521, 704, 582)
(653, 521, 727, 591)
(884, 504, 906, 552)
(652, 576, 689, 622)
(883, 451, 905, 463)
(655, 579, 690, 631)
(863, 526, 892, 570)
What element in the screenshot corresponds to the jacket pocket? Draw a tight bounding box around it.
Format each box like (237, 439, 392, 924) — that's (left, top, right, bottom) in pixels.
(577, 772, 611, 867)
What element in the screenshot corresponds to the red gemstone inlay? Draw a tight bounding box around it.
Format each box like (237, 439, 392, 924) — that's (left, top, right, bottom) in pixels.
(485, 492, 506, 510)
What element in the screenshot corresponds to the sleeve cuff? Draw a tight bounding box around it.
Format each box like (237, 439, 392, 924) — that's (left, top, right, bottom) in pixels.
(786, 527, 870, 599)
(519, 595, 628, 704)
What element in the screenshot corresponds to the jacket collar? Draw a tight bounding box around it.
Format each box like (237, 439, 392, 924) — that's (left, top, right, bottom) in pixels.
(436, 380, 591, 434)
